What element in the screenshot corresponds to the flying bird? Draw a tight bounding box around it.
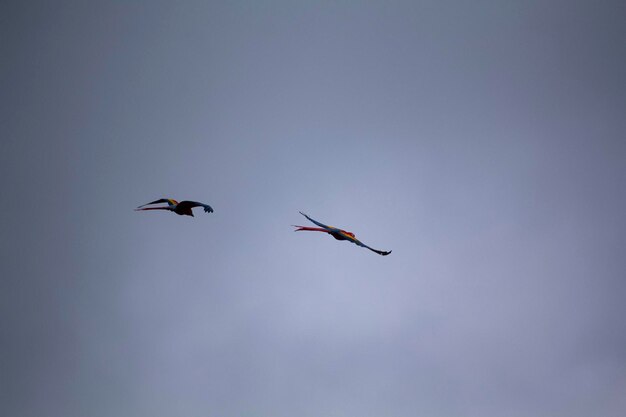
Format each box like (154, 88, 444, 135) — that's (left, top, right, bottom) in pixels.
(293, 212, 391, 256)
(135, 198, 214, 217)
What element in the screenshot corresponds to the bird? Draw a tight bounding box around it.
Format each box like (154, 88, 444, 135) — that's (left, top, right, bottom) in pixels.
(135, 198, 214, 217)
(293, 212, 391, 256)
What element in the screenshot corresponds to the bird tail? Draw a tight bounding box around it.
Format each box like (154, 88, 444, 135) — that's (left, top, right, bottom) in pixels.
(134, 207, 172, 212)
(292, 226, 328, 233)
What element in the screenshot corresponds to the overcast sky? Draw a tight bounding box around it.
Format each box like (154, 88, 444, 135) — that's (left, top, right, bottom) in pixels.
(2, 1, 625, 416)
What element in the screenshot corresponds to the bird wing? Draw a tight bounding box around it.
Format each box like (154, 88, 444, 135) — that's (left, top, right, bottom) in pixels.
(299, 212, 341, 233)
(338, 231, 392, 256)
(177, 201, 214, 213)
(137, 198, 177, 208)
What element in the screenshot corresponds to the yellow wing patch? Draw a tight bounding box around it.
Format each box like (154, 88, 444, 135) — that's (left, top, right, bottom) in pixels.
(339, 231, 356, 240)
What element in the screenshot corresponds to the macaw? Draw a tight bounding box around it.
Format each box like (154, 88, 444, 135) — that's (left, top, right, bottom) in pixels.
(135, 198, 213, 217)
(293, 212, 391, 256)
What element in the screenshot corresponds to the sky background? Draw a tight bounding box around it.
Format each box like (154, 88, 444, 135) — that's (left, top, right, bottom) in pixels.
(2, 1, 625, 416)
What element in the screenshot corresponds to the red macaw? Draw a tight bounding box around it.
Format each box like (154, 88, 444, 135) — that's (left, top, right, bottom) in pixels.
(135, 198, 214, 217)
(293, 212, 392, 256)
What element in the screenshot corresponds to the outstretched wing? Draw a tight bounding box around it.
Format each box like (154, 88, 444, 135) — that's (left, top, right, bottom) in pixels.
(137, 198, 177, 208)
(359, 243, 392, 256)
(338, 231, 392, 256)
(299, 212, 341, 233)
(178, 201, 214, 213)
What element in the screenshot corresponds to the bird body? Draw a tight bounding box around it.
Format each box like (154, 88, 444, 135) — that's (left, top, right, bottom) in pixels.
(135, 198, 214, 217)
(293, 212, 391, 256)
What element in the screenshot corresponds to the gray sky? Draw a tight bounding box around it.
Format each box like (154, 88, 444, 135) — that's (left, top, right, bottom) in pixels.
(2, 1, 625, 416)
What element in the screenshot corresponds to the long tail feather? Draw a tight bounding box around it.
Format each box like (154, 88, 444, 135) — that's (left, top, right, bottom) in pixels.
(292, 226, 329, 233)
(134, 207, 172, 211)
